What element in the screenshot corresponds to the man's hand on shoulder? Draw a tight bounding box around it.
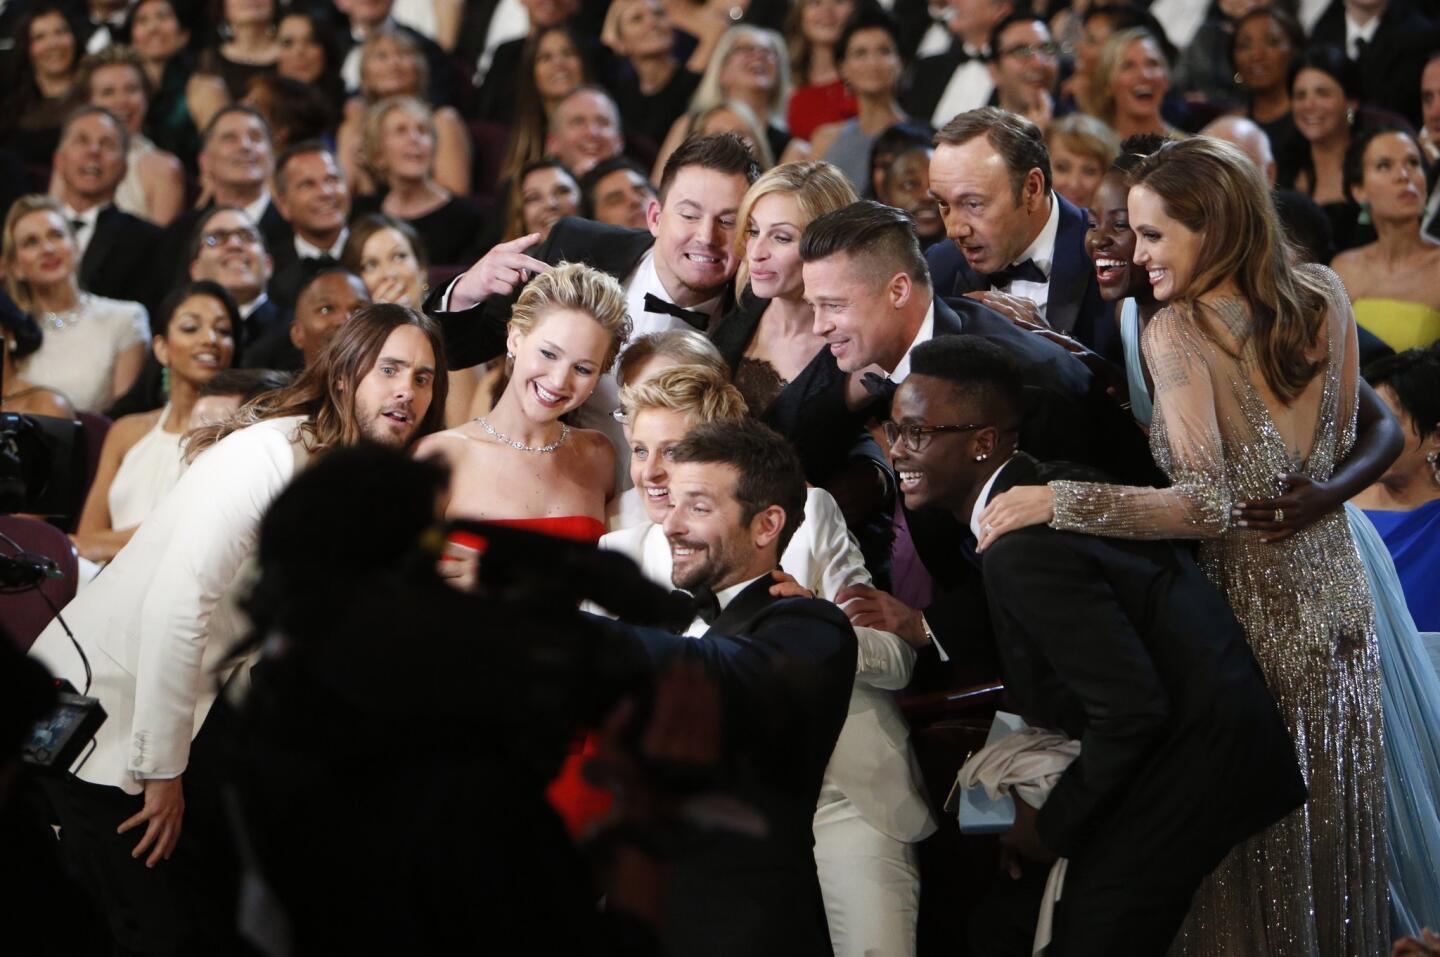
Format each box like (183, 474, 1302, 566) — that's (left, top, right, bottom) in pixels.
(835, 583, 927, 648)
(447, 233, 551, 311)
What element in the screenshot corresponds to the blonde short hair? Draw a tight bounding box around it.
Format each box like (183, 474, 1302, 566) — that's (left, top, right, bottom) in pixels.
(616, 329, 728, 387)
(734, 160, 857, 290)
(361, 95, 434, 182)
(510, 261, 633, 372)
(619, 364, 748, 425)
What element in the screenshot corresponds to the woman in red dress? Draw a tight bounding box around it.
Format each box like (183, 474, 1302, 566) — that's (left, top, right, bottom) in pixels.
(414, 260, 632, 834)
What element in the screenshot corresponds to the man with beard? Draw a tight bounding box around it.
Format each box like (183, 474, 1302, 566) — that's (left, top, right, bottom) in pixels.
(28, 304, 447, 955)
(587, 419, 858, 957)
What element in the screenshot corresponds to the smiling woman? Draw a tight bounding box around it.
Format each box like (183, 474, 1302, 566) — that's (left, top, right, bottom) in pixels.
(71, 281, 242, 568)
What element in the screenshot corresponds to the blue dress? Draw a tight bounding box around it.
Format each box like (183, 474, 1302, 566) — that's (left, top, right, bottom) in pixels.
(1363, 498, 1440, 633)
(1346, 504, 1440, 938)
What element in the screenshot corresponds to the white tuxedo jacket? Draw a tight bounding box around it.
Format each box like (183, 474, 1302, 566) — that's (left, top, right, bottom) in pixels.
(600, 486, 937, 844)
(31, 416, 313, 793)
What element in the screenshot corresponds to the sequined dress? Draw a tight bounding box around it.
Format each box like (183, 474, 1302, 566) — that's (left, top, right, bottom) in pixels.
(1048, 265, 1386, 956)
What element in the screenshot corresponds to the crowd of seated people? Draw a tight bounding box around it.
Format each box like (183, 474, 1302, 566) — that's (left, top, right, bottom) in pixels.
(2, 0, 1440, 954)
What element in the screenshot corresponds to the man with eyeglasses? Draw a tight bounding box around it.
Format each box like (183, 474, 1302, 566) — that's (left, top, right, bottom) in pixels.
(188, 206, 287, 351)
(884, 335, 1305, 957)
(799, 200, 1155, 683)
(986, 15, 1062, 128)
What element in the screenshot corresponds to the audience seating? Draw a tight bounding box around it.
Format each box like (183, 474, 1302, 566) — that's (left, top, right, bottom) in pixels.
(0, 516, 79, 652)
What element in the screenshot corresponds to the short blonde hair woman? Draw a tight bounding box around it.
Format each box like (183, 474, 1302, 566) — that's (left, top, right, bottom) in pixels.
(414, 262, 633, 539)
(1045, 112, 1121, 209)
(1093, 27, 1181, 140)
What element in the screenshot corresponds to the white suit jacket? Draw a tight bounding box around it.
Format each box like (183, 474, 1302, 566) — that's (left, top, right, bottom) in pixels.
(31, 416, 312, 793)
(600, 486, 937, 843)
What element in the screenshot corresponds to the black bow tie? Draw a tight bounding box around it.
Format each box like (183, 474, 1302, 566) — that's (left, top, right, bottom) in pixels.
(644, 293, 709, 331)
(673, 586, 721, 626)
(986, 258, 1046, 289)
(861, 371, 899, 411)
(70, 218, 88, 234)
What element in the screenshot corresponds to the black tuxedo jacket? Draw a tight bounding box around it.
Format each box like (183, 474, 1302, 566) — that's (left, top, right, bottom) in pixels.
(588, 575, 857, 957)
(980, 455, 1304, 862)
(925, 193, 1121, 362)
(1312, 0, 1436, 125)
(900, 297, 1158, 688)
(80, 205, 163, 313)
(900, 42, 977, 127)
(425, 216, 656, 369)
(156, 199, 294, 304)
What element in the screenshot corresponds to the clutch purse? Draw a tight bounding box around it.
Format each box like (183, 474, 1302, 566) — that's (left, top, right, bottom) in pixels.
(951, 710, 1029, 834)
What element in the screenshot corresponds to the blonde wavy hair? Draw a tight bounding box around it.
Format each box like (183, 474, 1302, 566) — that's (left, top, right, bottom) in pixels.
(733, 160, 857, 290)
(616, 329, 728, 387)
(1093, 27, 1170, 130)
(3, 195, 77, 314)
(689, 25, 791, 118)
(358, 27, 429, 101)
(510, 261, 633, 372)
(619, 364, 748, 425)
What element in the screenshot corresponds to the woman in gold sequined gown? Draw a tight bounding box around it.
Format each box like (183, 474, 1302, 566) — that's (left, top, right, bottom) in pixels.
(977, 138, 1388, 956)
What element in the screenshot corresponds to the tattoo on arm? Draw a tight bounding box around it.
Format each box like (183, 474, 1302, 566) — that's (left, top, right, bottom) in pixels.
(1150, 345, 1192, 392)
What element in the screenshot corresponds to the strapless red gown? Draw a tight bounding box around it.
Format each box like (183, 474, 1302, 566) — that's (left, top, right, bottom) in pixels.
(449, 515, 610, 838)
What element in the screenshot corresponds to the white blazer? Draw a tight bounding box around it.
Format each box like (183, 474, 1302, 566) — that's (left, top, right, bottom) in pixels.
(31, 416, 312, 793)
(600, 486, 937, 844)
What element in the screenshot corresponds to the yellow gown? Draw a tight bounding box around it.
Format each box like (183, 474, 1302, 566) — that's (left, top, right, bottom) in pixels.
(1354, 298, 1440, 352)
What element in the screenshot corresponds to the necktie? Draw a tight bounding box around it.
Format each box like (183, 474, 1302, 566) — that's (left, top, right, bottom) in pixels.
(1353, 36, 1368, 61)
(644, 293, 709, 331)
(985, 259, 1046, 289)
(672, 587, 721, 627)
(861, 371, 899, 413)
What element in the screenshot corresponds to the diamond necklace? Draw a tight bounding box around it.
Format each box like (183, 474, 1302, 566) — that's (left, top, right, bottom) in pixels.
(41, 293, 91, 330)
(476, 416, 570, 453)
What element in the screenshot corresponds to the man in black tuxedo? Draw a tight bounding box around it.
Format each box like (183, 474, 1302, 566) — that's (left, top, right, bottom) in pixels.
(1312, 0, 1435, 126)
(427, 133, 759, 471)
(587, 419, 857, 957)
(798, 200, 1155, 683)
(901, 0, 1014, 128)
(926, 107, 1121, 362)
(267, 141, 352, 310)
(52, 106, 161, 311)
(891, 336, 1306, 956)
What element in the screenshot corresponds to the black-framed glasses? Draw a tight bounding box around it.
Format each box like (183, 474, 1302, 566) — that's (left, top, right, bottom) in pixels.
(1000, 42, 1061, 60)
(882, 420, 986, 452)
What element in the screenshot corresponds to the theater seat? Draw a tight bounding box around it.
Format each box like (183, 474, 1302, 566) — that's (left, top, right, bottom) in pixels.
(68, 412, 112, 533)
(0, 516, 78, 651)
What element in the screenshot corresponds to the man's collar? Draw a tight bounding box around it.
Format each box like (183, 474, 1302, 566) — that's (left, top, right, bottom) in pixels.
(714, 572, 770, 613)
(241, 190, 272, 230)
(1012, 192, 1060, 278)
(968, 454, 1018, 539)
(890, 299, 937, 382)
(1345, 7, 1383, 35)
(295, 227, 348, 261)
(240, 291, 270, 320)
(637, 249, 725, 322)
(62, 202, 104, 226)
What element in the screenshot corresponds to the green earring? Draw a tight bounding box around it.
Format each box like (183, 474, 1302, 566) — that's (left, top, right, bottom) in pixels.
(1357, 201, 1372, 226)
(161, 365, 171, 397)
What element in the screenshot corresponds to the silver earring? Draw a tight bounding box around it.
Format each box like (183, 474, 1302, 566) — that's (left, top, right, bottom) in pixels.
(1428, 450, 1439, 487)
(506, 350, 514, 358)
(975, 453, 987, 462)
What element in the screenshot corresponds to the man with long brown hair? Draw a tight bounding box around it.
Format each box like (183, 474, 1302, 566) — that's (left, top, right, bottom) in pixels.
(29, 302, 446, 954)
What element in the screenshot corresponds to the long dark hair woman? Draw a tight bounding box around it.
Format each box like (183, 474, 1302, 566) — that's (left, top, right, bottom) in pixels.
(978, 136, 1392, 956)
(1, 2, 81, 168)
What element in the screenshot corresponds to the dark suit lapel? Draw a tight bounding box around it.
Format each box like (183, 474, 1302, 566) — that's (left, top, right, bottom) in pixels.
(702, 573, 783, 639)
(932, 296, 964, 336)
(80, 205, 121, 290)
(1045, 196, 1087, 336)
(709, 285, 768, 373)
(986, 453, 1040, 501)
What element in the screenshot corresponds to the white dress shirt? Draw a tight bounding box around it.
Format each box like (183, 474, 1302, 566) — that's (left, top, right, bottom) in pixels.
(62, 202, 102, 260)
(890, 301, 937, 383)
(969, 454, 1018, 541)
(30, 415, 313, 791)
(473, 0, 529, 84)
(1146, 0, 1209, 49)
(294, 228, 348, 261)
(1345, 11, 1381, 59)
(240, 190, 272, 232)
(1001, 194, 1060, 323)
(931, 54, 993, 128)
